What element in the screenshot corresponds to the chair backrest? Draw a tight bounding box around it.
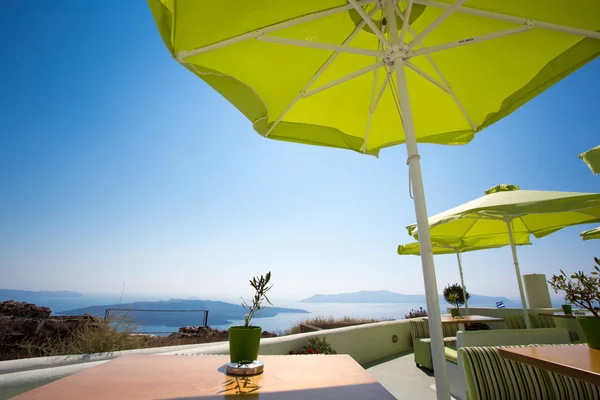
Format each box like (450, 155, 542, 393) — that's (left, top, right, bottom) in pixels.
(457, 328, 570, 350)
(442, 323, 459, 338)
(460, 345, 553, 400)
(409, 319, 460, 339)
(409, 319, 429, 339)
(460, 344, 600, 400)
(503, 313, 558, 330)
(503, 314, 526, 329)
(529, 314, 556, 328)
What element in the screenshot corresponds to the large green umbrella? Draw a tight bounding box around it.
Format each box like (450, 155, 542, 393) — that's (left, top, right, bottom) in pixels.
(148, 2, 600, 397)
(407, 185, 600, 328)
(579, 145, 600, 175)
(398, 237, 531, 314)
(581, 226, 600, 240)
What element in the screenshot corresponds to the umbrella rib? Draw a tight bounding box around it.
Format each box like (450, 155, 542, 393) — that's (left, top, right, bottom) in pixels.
(396, 5, 478, 131)
(399, 0, 414, 45)
(302, 61, 386, 98)
(408, 0, 468, 50)
(411, 24, 533, 58)
(405, 62, 451, 94)
(414, 0, 600, 40)
(264, 7, 378, 138)
(362, 39, 383, 153)
(348, 0, 391, 48)
(175, 0, 377, 60)
(372, 69, 392, 112)
(460, 215, 481, 238)
(256, 35, 384, 58)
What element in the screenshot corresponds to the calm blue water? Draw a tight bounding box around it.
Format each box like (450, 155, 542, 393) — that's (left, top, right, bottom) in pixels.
(210, 302, 429, 333)
(3, 291, 546, 335)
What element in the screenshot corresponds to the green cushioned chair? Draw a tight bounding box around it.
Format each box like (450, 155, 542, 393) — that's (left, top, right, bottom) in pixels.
(460, 344, 600, 400)
(503, 314, 527, 329)
(410, 318, 458, 370)
(504, 314, 581, 342)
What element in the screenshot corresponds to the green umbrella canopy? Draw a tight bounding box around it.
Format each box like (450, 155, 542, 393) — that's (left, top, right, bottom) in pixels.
(398, 237, 531, 315)
(148, 0, 600, 156)
(579, 145, 600, 175)
(397, 237, 531, 256)
(149, 3, 600, 397)
(407, 186, 600, 241)
(406, 185, 600, 329)
(581, 226, 600, 240)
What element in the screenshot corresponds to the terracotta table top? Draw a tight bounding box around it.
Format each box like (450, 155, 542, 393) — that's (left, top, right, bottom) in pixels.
(499, 345, 600, 386)
(15, 354, 395, 400)
(425, 315, 504, 324)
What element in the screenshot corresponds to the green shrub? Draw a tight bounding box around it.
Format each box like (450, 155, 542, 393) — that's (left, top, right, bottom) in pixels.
(443, 283, 470, 308)
(404, 307, 427, 319)
(289, 336, 336, 355)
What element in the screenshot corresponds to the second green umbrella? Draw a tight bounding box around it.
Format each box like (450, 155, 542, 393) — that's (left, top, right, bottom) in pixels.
(398, 238, 531, 314)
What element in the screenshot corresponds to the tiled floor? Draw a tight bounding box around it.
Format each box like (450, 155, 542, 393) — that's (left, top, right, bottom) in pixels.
(365, 351, 437, 399)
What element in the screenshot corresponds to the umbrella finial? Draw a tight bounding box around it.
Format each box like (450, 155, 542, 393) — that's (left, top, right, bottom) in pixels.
(484, 184, 520, 195)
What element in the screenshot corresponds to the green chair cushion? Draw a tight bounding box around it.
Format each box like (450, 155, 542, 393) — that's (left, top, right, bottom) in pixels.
(445, 347, 458, 364)
(419, 336, 458, 350)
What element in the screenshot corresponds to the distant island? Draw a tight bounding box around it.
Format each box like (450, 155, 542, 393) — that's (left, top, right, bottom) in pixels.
(301, 290, 515, 305)
(60, 299, 308, 326)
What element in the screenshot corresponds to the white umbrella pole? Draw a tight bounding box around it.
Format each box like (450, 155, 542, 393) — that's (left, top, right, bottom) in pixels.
(456, 251, 469, 315)
(505, 219, 531, 328)
(384, 1, 450, 398)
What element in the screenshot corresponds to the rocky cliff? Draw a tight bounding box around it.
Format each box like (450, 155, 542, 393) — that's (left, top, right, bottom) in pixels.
(0, 301, 102, 361)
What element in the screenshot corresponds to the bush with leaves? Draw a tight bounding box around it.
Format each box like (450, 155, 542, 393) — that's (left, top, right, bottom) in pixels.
(404, 307, 428, 319)
(242, 272, 273, 327)
(288, 336, 336, 355)
(443, 283, 470, 308)
(548, 257, 600, 318)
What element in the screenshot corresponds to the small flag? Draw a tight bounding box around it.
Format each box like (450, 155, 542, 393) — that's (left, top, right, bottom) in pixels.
(496, 301, 505, 309)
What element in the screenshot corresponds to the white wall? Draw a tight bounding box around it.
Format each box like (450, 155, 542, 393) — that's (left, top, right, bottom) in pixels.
(0, 319, 415, 398)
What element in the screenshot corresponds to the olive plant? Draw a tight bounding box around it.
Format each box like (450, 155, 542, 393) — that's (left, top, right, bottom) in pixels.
(242, 271, 273, 327)
(548, 257, 600, 318)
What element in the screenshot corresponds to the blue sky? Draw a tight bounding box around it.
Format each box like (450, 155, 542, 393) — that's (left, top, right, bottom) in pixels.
(1, 2, 598, 303)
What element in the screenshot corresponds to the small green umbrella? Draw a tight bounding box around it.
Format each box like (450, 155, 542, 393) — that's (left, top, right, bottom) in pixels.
(398, 237, 531, 314)
(579, 145, 600, 175)
(581, 226, 600, 240)
(407, 185, 600, 328)
(149, 2, 600, 397)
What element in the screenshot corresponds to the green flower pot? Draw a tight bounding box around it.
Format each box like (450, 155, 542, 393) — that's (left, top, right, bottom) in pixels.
(577, 317, 600, 350)
(229, 326, 261, 363)
(561, 304, 572, 315)
(450, 308, 460, 318)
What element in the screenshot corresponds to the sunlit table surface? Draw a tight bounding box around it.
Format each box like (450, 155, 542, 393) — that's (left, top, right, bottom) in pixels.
(14, 354, 395, 399)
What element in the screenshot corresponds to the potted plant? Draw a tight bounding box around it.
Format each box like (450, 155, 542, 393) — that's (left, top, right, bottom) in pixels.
(548, 258, 600, 349)
(229, 271, 273, 363)
(561, 294, 573, 315)
(443, 283, 470, 318)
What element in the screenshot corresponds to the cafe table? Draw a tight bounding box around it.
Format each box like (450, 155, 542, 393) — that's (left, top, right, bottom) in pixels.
(499, 345, 600, 386)
(14, 354, 395, 399)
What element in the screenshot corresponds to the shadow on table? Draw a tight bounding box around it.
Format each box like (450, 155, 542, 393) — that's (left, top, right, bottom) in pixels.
(218, 375, 261, 395)
(160, 381, 395, 399)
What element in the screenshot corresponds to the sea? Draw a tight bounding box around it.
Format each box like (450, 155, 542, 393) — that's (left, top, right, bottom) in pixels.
(137, 302, 435, 335)
(2, 292, 537, 335)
